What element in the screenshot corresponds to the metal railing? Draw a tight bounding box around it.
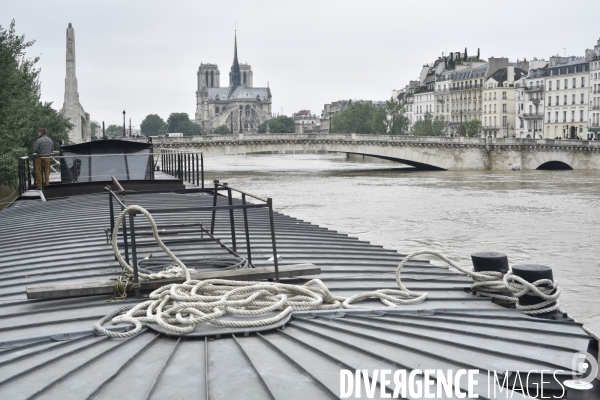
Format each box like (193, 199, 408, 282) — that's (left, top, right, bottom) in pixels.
(525, 85, 545, 91)
(106, 180, 281, 294)
(523, 113, 544, 119)
(159, 149, 204, 188)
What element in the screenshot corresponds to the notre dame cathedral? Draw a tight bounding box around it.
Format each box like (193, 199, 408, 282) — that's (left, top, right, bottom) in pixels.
(195, 33, 272, 133)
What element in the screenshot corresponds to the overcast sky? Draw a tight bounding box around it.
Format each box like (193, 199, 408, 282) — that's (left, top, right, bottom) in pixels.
(3, 0, 600, 129)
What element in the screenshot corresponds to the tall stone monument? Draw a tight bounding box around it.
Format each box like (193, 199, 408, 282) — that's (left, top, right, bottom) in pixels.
(61, 23, 91, 144)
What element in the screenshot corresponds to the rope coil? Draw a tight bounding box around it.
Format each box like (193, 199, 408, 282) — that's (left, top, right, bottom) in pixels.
(96, 206, 563, 338)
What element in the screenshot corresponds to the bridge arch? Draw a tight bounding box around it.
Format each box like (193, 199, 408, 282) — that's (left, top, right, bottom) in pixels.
(347, 152, 446, 171)
(536, 161, 573, 170)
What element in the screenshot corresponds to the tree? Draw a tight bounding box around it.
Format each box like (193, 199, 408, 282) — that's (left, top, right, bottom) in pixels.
(411, 113, 446, 136)
(165, 113, 201, 136)
(383, 97, 410, 135)
(140, 114, 166, 136)
(462, 119, 481, 137)
(257, 116, 295, 133)
(106, 124, 122, 137)
(90, 120, 100, 138)
(0, 20, 71, 188)
(213, 125, 231, 135)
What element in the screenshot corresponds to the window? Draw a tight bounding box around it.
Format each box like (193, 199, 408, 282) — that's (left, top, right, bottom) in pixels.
(572, 78, 576, 88)
(484, 105, 487, 113)
(548, 81, 552, 90)
(494, 104, 497, 113)
(555, 126, 558, 135)
(556, 96, 559, 105)
(580, 110, 584, 122)
(502, 91, 507, 100)
(564, 95, 567, 105)
(564, 79, 568, 89)
(555, 112, 558, 122)
(581, 93, 585, 104)
(502, 104, 507, 113)
(547, 112, 551, 123)
(580, 125, 583, 133)
(572, 94, 575, 105)
(494, 93, 497, 100)
(557, 80, 560, 90)
(215, 106, 220, 113)
(571, 111, 575, 122)
(563, 111, 567, 122)
(502, 116, 507, 127)
(548, 96, 551, 106)
(582, 77, 585, 87)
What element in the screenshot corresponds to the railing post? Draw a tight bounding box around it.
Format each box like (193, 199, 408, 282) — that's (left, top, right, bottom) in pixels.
(267, 198, 280, 282)
(225, 183, 237, 252)
(121, 203, 130, 265)
(210, 180, 219, 235)
(26, 157, 32, 190)
(242, 193, 252, 266)
(109, 192, 115, 237)
(201, 153, 204, 188)
(128, 212, 141, 298)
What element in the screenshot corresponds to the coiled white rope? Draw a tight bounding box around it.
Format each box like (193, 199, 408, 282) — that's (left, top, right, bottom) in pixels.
(503, 271, 561, 315)
(95, 206, 562, 338)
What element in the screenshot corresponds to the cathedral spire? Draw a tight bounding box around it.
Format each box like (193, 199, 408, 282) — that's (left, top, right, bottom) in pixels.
(230, 31, 241, 89)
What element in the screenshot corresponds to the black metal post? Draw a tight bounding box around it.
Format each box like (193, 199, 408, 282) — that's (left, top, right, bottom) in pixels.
(201, 153, 204, 188)
(109, 193, 115, 237)
(122, 207, 130, 265)
(128, 212, 141, 298)
(26, 158, 31, 190)
(195, 154, 199, 186)
(210, 180, 219, 234)
(267, 198, 280, 282)
(242, 193, 252, 266)
(226, 184, 237, 252)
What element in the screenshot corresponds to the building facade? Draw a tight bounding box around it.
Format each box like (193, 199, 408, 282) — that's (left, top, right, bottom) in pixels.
(544, 56, 589, 139)
(515, 66, 547, 138)
(293, 110, 319, 133)
(195, 33, 272, 133)
(450, 63, 487, 135)
(588, 39, 600, 139)
(482, 66, 527, 138)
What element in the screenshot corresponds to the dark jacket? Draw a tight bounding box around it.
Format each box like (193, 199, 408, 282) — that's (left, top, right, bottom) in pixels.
(33, 134, 53, 157)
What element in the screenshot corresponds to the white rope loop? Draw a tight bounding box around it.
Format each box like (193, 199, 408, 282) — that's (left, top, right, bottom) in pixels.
(97, 206, 563, 338)
(503, 271, 561, 315)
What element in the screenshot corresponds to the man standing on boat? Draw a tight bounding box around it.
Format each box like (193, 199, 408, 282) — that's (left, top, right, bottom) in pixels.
(33, 128, 53, 190)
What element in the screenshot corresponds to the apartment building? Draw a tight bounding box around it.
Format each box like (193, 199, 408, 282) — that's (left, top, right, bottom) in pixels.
(434, 73, 453, 131)
(588, 39, 600, 139)
(449, 63, 487, 135)
(515, 67, 548, 138)
(544, 56, 590, 139)
(482, 66, 527, 138)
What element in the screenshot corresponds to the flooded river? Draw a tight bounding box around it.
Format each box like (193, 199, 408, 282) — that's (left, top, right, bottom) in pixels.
(203, 152, 600, 336)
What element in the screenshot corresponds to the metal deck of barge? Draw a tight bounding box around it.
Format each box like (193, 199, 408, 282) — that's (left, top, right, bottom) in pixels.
(0, 188, 597, 399)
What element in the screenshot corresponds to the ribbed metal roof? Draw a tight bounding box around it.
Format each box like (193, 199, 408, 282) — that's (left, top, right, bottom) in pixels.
(0, 191, 595, 399)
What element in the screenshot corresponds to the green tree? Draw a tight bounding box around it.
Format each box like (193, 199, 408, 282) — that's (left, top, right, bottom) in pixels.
(90, 120, 100, 138)
(384, 97, 410, 135)
(0, 20, 71, 188)
(140, 114, 166, 136)
(165, 113, 202, 136)
(105, 124, 122, 137)
(213, 125, 231, 135)
(411, 113, 446, 136)
(462, 119, 481, 137)
(257, 116, 295, 133)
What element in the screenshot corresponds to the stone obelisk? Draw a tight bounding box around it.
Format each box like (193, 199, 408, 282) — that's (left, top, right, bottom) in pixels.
(61, 23, 91, 144)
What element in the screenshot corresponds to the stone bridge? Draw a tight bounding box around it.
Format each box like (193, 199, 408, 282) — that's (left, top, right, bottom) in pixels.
(145, 134, 600, 170)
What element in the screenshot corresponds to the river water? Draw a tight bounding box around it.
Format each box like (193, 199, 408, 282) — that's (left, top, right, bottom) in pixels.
(203, 152, 600, 336)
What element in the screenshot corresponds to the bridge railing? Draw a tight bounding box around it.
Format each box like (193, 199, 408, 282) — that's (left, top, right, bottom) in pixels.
(139, 134, 600, 148)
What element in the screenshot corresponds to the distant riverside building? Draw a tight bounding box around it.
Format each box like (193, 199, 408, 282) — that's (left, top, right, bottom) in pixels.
(588, 39, 600, 139)
(319, 99, 383, 132)
(515, 65, 548, 138)
(194, 33, 272, 133)
(544, 56, 589, 139)
(293, 110, 319, 133)
(450, 62, 487, 135)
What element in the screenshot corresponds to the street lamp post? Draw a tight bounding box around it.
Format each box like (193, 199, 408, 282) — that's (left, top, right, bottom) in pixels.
(122, 110, 126, 138)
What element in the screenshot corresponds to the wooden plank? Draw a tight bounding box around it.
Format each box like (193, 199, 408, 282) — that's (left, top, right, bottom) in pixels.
(26, 264, 321, 300)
